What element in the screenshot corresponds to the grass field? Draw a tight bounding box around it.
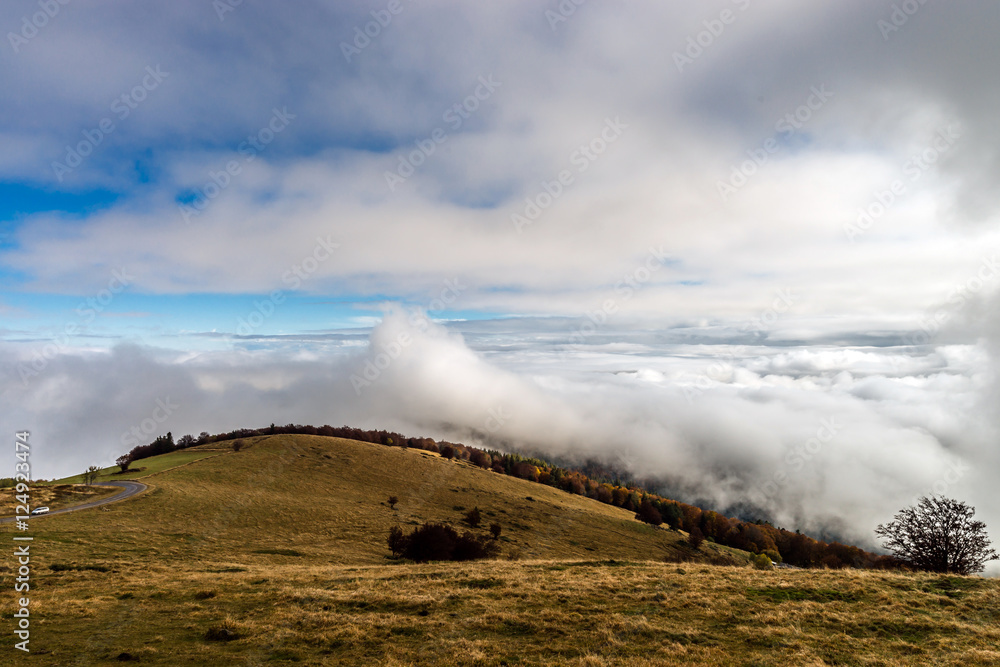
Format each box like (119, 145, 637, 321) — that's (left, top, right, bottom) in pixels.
(4, 434, 998, 665)
(21, 435, 743, 567)
(22, 560, 1000, 665)
(0, 483, 120, 516)
(48, 448, 224, 485)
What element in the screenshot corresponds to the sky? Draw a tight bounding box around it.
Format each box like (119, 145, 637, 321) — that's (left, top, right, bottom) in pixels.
(1, 0, 999, 570)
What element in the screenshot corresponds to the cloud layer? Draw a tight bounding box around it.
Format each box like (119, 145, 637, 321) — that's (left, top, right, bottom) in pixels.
(3, 309, 998, 573)
(2, 2, 1000, 573)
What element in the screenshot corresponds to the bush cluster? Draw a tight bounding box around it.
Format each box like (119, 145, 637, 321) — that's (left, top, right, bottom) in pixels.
(388, 523, 499, 562)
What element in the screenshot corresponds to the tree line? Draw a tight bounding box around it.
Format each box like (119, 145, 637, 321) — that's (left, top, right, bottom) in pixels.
(120, 423, 956, 570)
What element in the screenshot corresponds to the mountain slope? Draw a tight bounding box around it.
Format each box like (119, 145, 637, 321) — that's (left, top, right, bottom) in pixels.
(33, 433, 747, 568)
(10, 434, 1000, 665)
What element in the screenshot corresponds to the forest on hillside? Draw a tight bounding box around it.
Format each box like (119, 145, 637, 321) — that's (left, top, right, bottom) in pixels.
(117, 423, 896, 570)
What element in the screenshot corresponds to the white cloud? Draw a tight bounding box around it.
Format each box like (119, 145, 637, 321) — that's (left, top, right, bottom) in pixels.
(3, 1, 1000, 574)
(3, 308, 998, 573)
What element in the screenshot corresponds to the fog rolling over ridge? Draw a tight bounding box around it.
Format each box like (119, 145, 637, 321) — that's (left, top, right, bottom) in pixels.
(355, 311, 999, 565)
(2, 0, 1000, 577)
(3, 304, 997, 574)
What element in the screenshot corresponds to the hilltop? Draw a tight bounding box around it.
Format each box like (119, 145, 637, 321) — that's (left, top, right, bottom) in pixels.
(96, 423, 887, 569)
(32, 434, 747, 566)
(7, 433, 999, 665)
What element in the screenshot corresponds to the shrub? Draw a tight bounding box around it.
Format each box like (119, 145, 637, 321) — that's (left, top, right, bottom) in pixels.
(388, 496, 398, 509)
(388, 522, 499, 562)
(407, 523, 458, 562)
(763, 549, 782, 564)
(440, 445, 455, 460)
(464, 507, 482, 528)
(451, 530, 499, 561)
(688, 527, 705, 550)
(232, 440, 243, 452)
(204, 625, 240, 642)
(387, 526, 407, 557)
(752, 553, 774, 570)
(490, 522, 502, 539)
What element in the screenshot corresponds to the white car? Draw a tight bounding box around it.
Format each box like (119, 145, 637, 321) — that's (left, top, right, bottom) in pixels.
(30, 507, 49, 515)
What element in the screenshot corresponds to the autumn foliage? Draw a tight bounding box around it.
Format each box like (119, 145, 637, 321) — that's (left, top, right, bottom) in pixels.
(141, 422, 885, 569)
(688, 527, 705, 550)
(635, 500, 663, 526)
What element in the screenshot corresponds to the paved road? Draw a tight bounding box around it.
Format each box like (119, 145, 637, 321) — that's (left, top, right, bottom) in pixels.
(0, 480, 147, 524)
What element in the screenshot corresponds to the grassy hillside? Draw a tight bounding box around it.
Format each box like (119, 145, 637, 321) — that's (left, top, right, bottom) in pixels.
(0, 483, 120, 515)
(48, 448, 224, 485)
(25, 434, 744, 567)
(5, 434, 998, 665)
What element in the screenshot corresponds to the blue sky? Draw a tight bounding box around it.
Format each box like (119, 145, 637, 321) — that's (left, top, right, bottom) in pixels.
(2, 0, 1000, 569)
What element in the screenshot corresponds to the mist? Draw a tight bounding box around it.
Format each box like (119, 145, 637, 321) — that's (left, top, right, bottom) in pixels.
(4, 303, 997, 574)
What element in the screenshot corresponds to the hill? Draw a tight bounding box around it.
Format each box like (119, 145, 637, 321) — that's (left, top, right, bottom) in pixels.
(6, 434, 999, 665)
(100, 422, 888, 569)
(29, 434, 746, 566)
(48, 447, 223, 485)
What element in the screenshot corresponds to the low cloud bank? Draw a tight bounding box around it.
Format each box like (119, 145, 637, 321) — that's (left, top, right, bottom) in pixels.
(2, 307, 997, 573)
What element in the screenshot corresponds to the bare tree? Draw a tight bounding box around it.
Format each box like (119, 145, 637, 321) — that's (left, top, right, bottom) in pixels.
(82, 465, 101, 485)
(875, 496, 998, 575)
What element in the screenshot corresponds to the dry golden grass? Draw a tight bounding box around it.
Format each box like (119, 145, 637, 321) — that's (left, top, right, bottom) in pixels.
(3, 434, 997, 665)
(19, 560, 1000, 665)
(0, 483, 120, 516)
(19, 434, 741, 568)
